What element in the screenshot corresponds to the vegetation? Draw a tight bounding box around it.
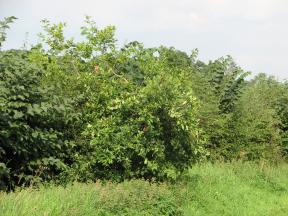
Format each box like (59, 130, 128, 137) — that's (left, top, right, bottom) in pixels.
(0, 15, 287, 214)
(0, 162, 287, 216)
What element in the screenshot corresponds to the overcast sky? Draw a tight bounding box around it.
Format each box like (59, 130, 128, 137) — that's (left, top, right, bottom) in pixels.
(0, 0, 287, 80)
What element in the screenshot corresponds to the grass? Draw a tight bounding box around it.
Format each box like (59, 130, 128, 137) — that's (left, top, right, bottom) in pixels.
(0, 162, 287, 216)
(182, 162, 288, 215)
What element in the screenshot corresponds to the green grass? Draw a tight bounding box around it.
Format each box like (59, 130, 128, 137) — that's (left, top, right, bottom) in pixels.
(182, 162, 288, 216)
(1, 162, 287, 216)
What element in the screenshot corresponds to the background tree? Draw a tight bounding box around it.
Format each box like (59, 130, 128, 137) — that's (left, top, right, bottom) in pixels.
(0, 16, 17, 50)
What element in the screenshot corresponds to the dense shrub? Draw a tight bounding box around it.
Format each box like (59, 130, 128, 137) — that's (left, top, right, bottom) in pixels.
(54, 47, 205, 181)
(0, 50, 77, 189)
(27, 22, 206, 182)
(74, 70, 203, 181)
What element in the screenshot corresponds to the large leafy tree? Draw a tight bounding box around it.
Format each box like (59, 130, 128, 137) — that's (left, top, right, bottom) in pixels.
(232, 74, 282, 160)
(190, 56, 249, 160)
(204, 56, 249, 114)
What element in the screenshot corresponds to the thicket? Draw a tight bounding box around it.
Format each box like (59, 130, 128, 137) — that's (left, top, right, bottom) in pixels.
(0, 16, 287, 190)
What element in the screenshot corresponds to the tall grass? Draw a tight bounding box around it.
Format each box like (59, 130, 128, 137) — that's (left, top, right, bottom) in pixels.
(183, 162, 288, 215)
(0, 162, 287, 216)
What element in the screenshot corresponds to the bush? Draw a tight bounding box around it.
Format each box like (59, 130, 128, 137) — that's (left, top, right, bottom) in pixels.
(68, 57, 205, 181)
(0, 50, 77, 189)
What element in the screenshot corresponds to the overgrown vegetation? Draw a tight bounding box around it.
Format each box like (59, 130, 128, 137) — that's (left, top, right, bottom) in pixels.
(0, 16, 287, 192)
(0, 162, 287, 216)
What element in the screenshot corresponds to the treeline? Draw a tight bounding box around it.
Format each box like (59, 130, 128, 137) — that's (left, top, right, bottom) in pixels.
(0, 17, 287, 190)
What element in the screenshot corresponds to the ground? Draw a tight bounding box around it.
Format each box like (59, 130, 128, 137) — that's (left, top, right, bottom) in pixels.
(1, 162, 287, 216)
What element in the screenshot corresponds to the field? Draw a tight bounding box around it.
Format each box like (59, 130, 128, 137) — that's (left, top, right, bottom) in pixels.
(1, 162, 287, 216)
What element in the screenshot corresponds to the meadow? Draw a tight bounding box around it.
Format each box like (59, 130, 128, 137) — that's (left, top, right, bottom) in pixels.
(1, 162, 287, 216)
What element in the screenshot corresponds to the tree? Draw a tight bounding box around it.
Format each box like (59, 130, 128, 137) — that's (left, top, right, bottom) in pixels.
(0, 16, 17, 50)
(232, 74, 282, 160)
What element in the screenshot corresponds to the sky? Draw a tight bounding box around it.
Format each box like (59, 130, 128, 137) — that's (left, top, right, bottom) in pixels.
(0, 0, 287, 80)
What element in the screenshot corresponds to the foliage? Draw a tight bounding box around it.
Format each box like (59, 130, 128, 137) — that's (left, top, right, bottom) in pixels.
(0, 16, 17, 49)
(190, 56, 249, 160)
(75, 67, 203, 181)
(232, 78, 282, 160)
(30, 20, 205, 182)
(0, 16, 288, 190)
(0, 50, 77, 190)
(204, 56, 249, 114)
(247, 74, 288, 157)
